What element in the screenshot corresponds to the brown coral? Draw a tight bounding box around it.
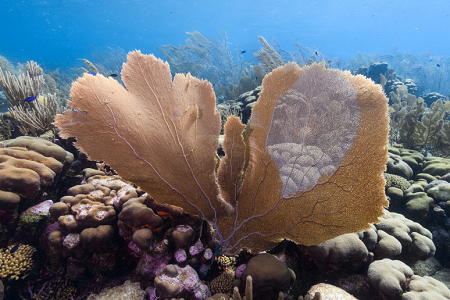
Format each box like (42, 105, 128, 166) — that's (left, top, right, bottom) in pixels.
(80, 225, 115, 251)
(118, 197, 163, 230)
(209, 272, 234, 295)
(0, 136, 72, 203)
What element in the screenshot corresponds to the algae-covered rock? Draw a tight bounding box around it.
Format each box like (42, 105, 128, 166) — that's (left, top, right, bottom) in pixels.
(426, 181, 450, 201)
(416, 173, 438, 183)
(422, 157, 450, 176)
(400, 149, 424, 171)
(404, 184, 435, 221)
(404, 192, 434, 221)
(387, 153, 413, 179)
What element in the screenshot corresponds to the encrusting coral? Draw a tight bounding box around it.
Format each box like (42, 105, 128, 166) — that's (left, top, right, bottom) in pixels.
(54, 50, 389, 254)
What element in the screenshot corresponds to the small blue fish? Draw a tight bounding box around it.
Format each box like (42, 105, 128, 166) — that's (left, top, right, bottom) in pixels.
(108, 73, 118, 77)
(89, 72, 97, 76)
(439, 214, 449, 219)
(241, 50, 246, 54)
(23, 96, 36, 102)
(10, 244, 19, 253)
(437, 64, 441, 67)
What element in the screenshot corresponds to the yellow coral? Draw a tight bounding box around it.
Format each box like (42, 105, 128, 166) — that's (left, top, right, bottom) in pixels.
(0, 244, 36, 280)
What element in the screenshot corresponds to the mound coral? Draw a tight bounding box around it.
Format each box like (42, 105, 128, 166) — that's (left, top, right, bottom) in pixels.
(54, 51, 389, 254)
(0, 136, 72, 203)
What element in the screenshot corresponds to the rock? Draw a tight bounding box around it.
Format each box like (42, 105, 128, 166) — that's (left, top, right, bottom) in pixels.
(386, 153, 413, 179)
(426, 181, 450, 201)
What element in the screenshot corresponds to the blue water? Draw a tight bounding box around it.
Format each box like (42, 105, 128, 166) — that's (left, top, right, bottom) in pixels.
(1, 0, 449, 67)
(0, 0, 449, 97)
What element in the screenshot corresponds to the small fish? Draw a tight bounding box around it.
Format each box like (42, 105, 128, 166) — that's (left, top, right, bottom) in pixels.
(108, 73, 118, 77)
(315, 51, 318, 55)
(241, 50, 246, 54)
(437, 64, 441, 67)
(10, 244, 20, 253)
(430, 59, 433, 62)
(89, 72, 97, 76)
(439, 214, 449, 219)
(23, 96, 36, 102)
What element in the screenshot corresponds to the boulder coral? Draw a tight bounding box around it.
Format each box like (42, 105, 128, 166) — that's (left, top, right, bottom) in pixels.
(153, 264, 210, 299)
(238, 253, 295, 300)
(309, 210, 435, 267)
(368, 258, 450, 299)
(373, 210, 435, 261)
(368, 258, 414, 296)
(0, 136, 73, 209)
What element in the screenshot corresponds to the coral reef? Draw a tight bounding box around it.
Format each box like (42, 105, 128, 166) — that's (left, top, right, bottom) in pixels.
(1, 49, 450, 300)
(0, 136, 72, 246)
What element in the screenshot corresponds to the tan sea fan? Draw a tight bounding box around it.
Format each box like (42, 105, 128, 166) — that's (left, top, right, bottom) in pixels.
(55, 51, 389, 254)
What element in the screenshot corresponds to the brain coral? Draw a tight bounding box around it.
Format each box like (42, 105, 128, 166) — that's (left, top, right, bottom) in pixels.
(383, 173, 411, 191)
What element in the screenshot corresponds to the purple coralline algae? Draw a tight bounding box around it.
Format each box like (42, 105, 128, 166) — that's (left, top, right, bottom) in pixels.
(175, 249, 187, 263)
(18, 200, 53, 228)
(135, 253, 171, 282)
(235, 264, 246, 278)
(89, 176, 136, 207)
(62, 233, 80, 249)
(189, 240, 204, 256)
(22, 200, 54, 215)
(153, 264, 210, 300)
